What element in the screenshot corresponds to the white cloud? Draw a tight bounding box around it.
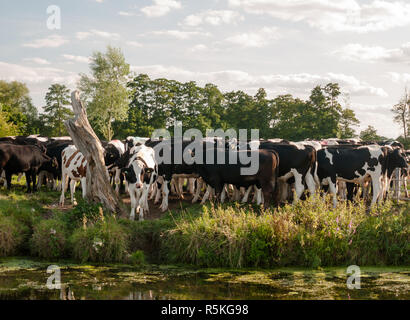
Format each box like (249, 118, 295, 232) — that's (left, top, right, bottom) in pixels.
(0, 61, 78, 85)
(23, 58, 50, 65)
(181, 10, 244, 27)
(76, 29, 120, 40)
(126, 41, 143, 47)
(228, 0, 410, 33)
(149, 30, 211, 40)
(130, 64, 387, 98)
(118, 11, 136, 16)
(354, 103, 400, 138)
(62, 54, 91, 63)
(388, 72, 410, 84)
(225, 26, 280, 47)
(190, 44, 208, 52)
(22, 34, 68, 48)
(141, 0, 181, 18)
(334, 43, 410, 64)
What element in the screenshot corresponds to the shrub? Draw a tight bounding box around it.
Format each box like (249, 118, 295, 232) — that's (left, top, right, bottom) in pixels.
(129, 250, 146, 266)
(30, 219, 68, 259)
(0, 215, 26, 256)
(163, 199, 410, 268)
(70, 218, 128, 263)
(61, 198, 105, 232)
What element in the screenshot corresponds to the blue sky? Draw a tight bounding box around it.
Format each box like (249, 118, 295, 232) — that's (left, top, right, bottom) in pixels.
(1, 0, 410, 138)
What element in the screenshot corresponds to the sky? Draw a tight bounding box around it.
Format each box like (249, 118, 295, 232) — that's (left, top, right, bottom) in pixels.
(1, 0, 409, 138)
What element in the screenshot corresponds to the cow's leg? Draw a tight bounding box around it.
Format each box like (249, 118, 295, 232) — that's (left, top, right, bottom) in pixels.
(17, 173, 23, 183)
(59, 173, 67, 206)
(305, 171, 316, 197)
(160, 180, 170, 212)
(291, 170, 304, 204)
(81, 177, 87, 199)
(5, 172, 12, 190)
(188, 178, 195, 195)
(404, 173, 409, 198)
(25, 172, 32, 193)
(327, 177, 337, 208)
(369, 174, 382, 205)
(242, 186, 253, 203)
(255, 187, 263, 205)
(201, 185, 213, 205)
(277, 179, 288, 203)
(220, 185, 227, 203)
(114, 168, 121, 195)
(337, 181, 346, 200)
(70, 180, 77, 205)
(148, 182, 157, 201)
(37, 171, 45, 190)
(233, 186, 241, 202)
(139, 183, 150, 221)
(192, 178, 203, 203)
(31, 171, 37, 192)
(261, 181, 273, 208)
(129, 184, 137, 220)
(154, 181, 162, 204)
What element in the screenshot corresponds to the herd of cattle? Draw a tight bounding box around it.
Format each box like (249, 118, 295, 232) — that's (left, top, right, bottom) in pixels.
(0, 135, 409, 220)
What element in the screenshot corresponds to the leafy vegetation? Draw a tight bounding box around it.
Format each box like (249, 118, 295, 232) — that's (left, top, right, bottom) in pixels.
(30, 219, 68, 259)
(70, 216, 129, 263)
(0, 183, 408, 268)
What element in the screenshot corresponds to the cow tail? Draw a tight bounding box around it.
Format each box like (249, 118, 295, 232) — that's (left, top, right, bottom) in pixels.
(312, 160, 320, 187)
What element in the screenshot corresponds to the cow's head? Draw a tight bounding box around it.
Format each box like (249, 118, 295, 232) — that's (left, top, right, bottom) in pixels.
(122, 158, 154, 189)
(104, 144, 120, 167)
(388, 148, 408, 170)
(41, 156, 59, 176)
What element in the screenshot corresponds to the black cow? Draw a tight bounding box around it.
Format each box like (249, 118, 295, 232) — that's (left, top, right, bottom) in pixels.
(37, 140, 74, 189)
(0, 136, 47, 153)
(0, 144, 58, 192)
(191, 148, 280, 208)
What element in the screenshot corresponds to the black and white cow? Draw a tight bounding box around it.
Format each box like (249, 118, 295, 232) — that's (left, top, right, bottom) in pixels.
(104, 140, 126, 194)
(121, 144, 157, 220)
(258, 141, 317, 203)
(317, 145, 408, 207)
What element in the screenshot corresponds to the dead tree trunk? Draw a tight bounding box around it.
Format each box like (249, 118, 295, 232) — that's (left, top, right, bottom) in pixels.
(65, 91, 127, 216)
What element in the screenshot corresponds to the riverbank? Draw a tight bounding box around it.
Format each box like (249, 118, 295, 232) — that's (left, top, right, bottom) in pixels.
(0, 183, 409, 268)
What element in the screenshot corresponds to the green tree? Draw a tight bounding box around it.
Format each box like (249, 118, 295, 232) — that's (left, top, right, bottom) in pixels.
(42, 84, 73, 136)
(78, 46, 130, 140)
(0, 104, 18, 136)
(359, 125, 386, 142)
(0, 80, 40, 135)
(339, 108, 360, 139)
(391, 88, 409, 139)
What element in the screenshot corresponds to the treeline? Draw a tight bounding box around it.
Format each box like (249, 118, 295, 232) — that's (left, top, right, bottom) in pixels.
(1, 46, 409, 147)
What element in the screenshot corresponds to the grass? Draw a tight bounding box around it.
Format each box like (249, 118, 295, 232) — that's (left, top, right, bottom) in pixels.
(0, 177, 409, 267)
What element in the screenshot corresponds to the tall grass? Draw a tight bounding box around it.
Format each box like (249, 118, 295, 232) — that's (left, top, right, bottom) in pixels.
(164, 197, 409, 268)
(0, 187, 408, 267)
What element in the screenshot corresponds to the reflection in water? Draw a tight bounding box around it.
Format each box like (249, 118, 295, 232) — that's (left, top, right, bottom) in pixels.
(0, 259, 408, 300)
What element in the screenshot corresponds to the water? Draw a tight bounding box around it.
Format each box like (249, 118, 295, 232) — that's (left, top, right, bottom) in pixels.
(0, 258, 408, 300)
